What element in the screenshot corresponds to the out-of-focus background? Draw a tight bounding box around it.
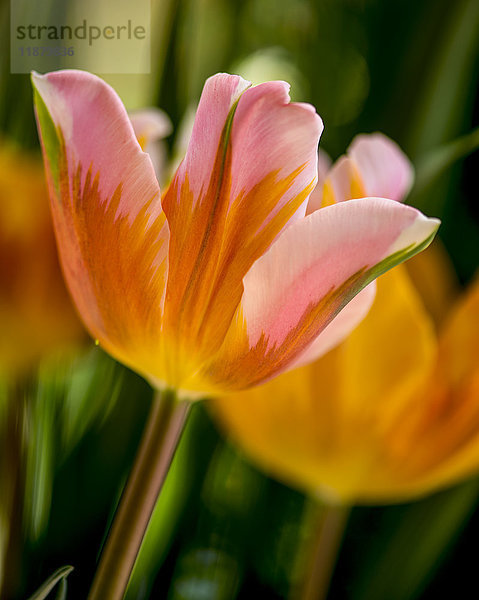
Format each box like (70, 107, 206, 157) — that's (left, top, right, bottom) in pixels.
(0, 0, 478, 598)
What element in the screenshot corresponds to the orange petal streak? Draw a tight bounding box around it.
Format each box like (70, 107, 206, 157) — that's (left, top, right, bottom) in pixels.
(50, 133, 169, 380)
(161, 142, 315, 388)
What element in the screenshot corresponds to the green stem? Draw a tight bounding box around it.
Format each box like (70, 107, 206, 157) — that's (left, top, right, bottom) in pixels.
(294, 499, 350, 600)
(88, 388, 190, 600)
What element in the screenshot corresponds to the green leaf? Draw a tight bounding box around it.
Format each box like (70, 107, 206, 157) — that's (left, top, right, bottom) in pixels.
(27, 566, 73, 600)
(413, 126, 479, 196)
(55, 579, 68, 600)
(350, 479, 479, 600)
(403, 0, 479, 219)
(406, 0, 479, 159)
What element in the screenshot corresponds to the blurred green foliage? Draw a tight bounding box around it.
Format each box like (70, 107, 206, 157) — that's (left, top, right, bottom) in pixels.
(0, 0, 478, 599)
(27, 565, 73, 600)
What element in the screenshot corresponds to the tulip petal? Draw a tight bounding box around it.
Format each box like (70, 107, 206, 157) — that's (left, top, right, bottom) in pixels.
(129, 108, 172, 184)
(438, 276, 479, 385)
(290, 282, 377, 369)
(168, 73, 251, 202)
(204, 198, 439, 391)
(404, 239, 460, 327)
(348, 133, 414, 202)
(421, 277, 479, 488)
(317, 147, 332, 182)
(341, 265, 436, 425)
(305, 147, 333, 214)
(129, 108, 172, 150)
(306, 156, 364, 213)
(161, 75, 323, 372)
(308, 133, 414, 213)
(325, 156, 366, 206)
(32, 70, 170, 377)
(379, 277, 479, 499)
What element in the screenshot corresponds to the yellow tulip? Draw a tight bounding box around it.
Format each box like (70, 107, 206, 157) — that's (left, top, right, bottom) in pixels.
(211, 134, 478, 504)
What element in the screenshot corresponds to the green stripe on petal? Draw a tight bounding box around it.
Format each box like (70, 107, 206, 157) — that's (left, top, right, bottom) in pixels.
(365, 225, 440, 287)
(32, 75, 62, 195)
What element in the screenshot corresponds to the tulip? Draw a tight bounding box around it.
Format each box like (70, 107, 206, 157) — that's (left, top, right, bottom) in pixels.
(32, 72, 438, 599)
(32, 71, 439, 398)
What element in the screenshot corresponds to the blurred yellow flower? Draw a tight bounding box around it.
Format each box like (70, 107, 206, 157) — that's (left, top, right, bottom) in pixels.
(211, 135, 479, 504)
(0, 142, 85, 376)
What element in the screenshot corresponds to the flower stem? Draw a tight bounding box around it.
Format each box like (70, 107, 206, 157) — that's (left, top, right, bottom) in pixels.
(293, 499, 350, 600)
(88, 388, 190, 600)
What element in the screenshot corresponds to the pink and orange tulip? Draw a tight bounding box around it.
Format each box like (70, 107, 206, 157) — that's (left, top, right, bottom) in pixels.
(32, 71, 439, 398)
(212, 134, 478, 503)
